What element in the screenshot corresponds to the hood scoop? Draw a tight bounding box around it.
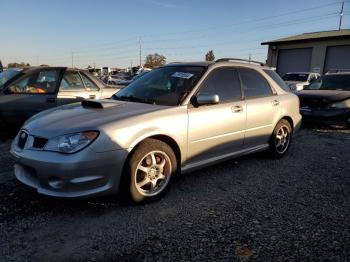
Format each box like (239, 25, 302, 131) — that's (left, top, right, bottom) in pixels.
(81, 99, 123, 109)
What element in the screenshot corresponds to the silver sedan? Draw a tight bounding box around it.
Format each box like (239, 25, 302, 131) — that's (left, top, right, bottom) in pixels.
(11, 60, 301, 203)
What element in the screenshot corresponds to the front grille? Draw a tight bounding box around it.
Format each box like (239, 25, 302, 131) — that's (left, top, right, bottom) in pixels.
(33, 137, 48, 149)
(18, 131, 28, 149)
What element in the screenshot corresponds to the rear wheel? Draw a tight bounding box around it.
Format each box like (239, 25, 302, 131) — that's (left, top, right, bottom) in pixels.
(126, 139, 177, 203)
(268, 119, 292, 158)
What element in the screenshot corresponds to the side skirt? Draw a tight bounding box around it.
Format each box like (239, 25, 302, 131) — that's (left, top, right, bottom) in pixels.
(181, 144, 269, 174)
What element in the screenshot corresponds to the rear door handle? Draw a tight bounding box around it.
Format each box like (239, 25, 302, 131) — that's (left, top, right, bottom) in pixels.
(272, 100, 280, 106)
(46, 97, 56, 103)
(231, 105, 243, 113)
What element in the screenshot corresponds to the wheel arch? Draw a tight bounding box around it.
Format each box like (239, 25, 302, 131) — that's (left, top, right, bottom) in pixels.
(280, 116, 294, 132)
(120, 134, 182, 182)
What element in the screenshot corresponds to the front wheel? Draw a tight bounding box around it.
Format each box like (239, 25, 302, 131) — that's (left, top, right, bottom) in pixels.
(268, 119, 292, 158)
(126, 139, 177, 203)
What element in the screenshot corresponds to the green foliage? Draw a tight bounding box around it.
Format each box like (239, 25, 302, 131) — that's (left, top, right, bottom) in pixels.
(205, 50, 215, 61)
(144, 53, 166, 68)
(7, 62, 30, 68)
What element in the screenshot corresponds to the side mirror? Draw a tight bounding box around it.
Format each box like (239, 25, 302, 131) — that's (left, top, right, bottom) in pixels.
(195, 94, 220, 106)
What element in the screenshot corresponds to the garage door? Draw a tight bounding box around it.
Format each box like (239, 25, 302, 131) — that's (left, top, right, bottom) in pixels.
(277, 48, 312, 76)
(324, 45, 350, 73)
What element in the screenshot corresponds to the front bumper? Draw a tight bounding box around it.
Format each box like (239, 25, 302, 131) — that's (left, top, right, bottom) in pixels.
(300, 108, 350, 126)
(10, 142, 129, 198)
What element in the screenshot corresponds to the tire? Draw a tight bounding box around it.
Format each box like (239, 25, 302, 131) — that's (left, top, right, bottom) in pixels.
(268, 119, 292, 158)
(125, 138, 177, 203)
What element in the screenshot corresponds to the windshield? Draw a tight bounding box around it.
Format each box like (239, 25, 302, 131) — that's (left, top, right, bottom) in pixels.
(304, 74, 350, 91)
(0, 69, 22, 89)
(132, 71, 149, 81)
(113, 66, 206, 106)
(282, 73, 309, 82)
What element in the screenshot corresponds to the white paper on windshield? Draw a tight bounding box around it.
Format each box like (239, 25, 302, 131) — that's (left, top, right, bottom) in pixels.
(171, 72, 194, 79)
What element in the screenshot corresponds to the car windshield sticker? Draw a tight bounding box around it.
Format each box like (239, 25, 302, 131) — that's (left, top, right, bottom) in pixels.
(171, 72, 194, 79)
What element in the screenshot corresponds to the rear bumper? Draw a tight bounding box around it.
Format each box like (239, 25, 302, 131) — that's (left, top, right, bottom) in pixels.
(10, 143, 129, 198)
(300, 108, 350, 125)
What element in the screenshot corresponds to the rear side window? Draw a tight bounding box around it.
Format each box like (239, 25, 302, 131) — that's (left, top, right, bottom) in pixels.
(199, 67, 242, 103)
(263, 69, 290, 92)
(239, 68, 273, 98)
(80, 73, 99, 91)
(60, 71, 85, 90)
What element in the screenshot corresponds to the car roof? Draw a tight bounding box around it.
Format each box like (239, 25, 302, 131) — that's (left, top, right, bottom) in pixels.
(325, 72, 350, 75)
(164, 61, 272, 70)
(285, 72, 313, 74)
(166, 61, 214, 67)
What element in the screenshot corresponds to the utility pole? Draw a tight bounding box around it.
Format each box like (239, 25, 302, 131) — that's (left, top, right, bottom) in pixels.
(339, 1, 344, 30)
(36, 56, 39, 66)
(139, 36, 142, 68)
(248, 53, 252, 63)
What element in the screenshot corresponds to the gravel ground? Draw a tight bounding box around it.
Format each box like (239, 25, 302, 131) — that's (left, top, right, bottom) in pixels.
(0, 127, 349, 262)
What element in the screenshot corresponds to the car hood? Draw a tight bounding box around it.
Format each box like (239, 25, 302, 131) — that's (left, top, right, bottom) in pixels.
(24, 99, 170, 138)
(297, 90, 350, 102)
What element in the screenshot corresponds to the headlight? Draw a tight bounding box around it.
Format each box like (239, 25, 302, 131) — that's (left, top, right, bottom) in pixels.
(44, 131, 99, 153)
(329, 99, 350, 109)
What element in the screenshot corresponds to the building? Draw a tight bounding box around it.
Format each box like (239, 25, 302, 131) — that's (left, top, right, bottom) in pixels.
(262, 29, 350, 76)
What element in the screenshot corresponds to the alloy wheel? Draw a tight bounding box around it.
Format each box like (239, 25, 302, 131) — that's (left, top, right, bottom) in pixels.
(134, 150, 172, 197)
(275, 125, 290, 154)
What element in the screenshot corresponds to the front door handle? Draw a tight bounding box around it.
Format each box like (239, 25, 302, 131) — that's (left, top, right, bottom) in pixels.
(46, 97, 56, 103)
(89, 95, 96, 99)
(231, 105, 243, 113)
(272, 100, 280, 106)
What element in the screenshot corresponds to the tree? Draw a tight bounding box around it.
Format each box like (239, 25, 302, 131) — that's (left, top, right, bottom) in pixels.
(7, 62, 31, 68)
(205, 50, 215, 61)
(144, 53, 166, 68)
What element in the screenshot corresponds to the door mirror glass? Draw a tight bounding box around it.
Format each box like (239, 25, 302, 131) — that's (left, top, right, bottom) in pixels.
(196, 94, 219, 105)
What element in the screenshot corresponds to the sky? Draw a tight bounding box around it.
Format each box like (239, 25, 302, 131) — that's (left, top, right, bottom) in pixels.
(1, 0, 349, 68)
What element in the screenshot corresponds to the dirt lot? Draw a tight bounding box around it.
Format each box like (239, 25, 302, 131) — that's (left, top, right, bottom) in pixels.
(0, 127, 349, 262)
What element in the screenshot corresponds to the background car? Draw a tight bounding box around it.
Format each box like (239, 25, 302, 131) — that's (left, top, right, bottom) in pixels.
(0, 66, 121, 129)
(11, 59, 301, 203)
(115, 71, 150, 86)
(298, 72, 350, 127)
(282, 72, 320, 92)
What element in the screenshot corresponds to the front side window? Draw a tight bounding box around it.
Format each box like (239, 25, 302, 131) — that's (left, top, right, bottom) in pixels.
(113, 66, 206, 106)
(8, 69, 59, 94)
(198, 67, 241, 103)
(80, 73, 99, 91)
(60, 71, 85, 90)
(239, 68, 273, 98)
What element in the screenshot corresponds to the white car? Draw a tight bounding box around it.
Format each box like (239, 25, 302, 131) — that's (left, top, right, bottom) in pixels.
(282, 72, 320, 92)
